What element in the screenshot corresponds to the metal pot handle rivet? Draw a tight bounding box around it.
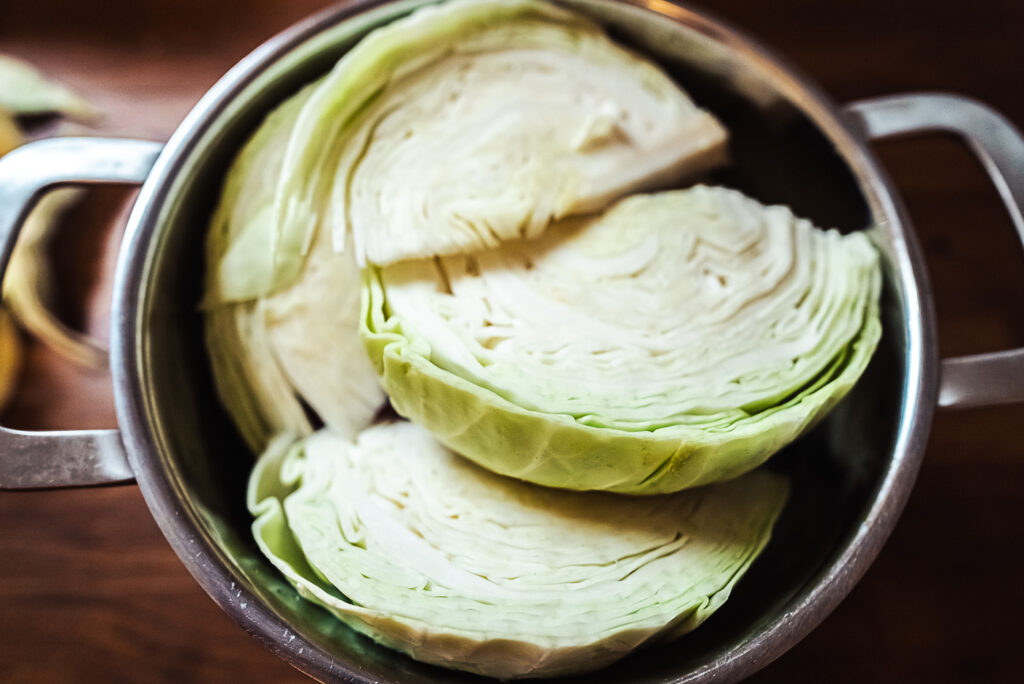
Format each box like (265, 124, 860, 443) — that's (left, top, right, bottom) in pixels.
(0, 137, 162, 489)
(847, 92, 1024, 410)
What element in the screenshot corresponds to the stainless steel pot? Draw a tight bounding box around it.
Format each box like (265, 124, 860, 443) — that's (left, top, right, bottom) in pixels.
(2, 0, 1023, 681)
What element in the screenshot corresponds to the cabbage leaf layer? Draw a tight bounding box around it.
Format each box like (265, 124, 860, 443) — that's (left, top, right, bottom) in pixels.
(266, 0, 726, 286)
(363, 186, 881, 493)
(249, 422, 789, 679)
(204, 81, 384, 451)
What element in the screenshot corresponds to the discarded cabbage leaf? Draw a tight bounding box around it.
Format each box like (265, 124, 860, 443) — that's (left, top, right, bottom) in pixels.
(249, 422, 789, 679)
(204, 81, 384, 451)
(261, 0, 725, 294)
(363, 186, 882, 493)
(2, 79, 104, 368)
(0, 54, 96, 120)
(4, 188, 107, 368)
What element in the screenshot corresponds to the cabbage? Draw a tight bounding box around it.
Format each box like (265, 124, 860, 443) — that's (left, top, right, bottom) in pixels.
(264, 0, 725, 290)
(200, 0, 876, 675)
(204, 82, 384, 450)
(248, 421, 789, 679)
(363, 186, 881, 493)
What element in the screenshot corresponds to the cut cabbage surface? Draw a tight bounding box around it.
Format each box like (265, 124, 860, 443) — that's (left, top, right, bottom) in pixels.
(363, 186, 882, 493)
(204, 81, 384, 451)
(264, 0, 725, 289)
(249, 421, 789, 679)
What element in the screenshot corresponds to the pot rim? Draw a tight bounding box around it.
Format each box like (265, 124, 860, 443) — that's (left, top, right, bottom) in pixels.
(108, 0, 940, 681)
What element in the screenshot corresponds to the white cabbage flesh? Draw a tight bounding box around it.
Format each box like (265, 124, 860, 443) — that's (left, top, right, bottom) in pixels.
(248, 421, 789, 679)
(204, 82, 384, 450)
(363, 186, 881, 493)
(268, 0, 725, 283)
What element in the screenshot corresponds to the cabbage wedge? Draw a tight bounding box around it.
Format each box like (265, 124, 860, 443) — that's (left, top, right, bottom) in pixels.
(266, 0, 726, 288)
(204, 82, 384, 451)
(249, 421, 789, 679)
(363, 186, 882, 493)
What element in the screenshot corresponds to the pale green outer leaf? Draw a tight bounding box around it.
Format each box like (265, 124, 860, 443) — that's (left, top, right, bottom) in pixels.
(204, 81, 320, 306)
(204, 81, 384, 450)
(248, 422, 789, 679)
(268, 0, 725, 287)
(362, 186, 882, 494)
(205, 302, 313, 452)
(0, 54, 96, 120)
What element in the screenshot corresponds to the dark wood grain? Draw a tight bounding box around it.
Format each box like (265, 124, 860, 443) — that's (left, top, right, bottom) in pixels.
(2, 1, 1023, 682)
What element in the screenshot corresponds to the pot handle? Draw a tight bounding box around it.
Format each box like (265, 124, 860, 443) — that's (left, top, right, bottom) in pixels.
(0, 137, 162, 489)
(846, 93, 1024, 409)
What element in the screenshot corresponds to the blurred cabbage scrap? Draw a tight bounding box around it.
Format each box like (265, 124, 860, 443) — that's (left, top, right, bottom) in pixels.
(0, 54, 96, 121)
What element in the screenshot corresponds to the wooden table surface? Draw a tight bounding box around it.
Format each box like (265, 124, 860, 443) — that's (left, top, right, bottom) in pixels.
(2, 1, 1024, 682)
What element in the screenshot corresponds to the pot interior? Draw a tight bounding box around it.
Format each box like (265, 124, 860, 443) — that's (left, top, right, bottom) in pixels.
(124, 0, 911, 681)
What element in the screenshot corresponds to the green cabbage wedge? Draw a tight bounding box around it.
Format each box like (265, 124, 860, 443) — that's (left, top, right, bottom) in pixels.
(363, 186, 882, 493)
(248, 421, 789, 679)
(268, 0, 726, 282)
(204, 81, 384, 451)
